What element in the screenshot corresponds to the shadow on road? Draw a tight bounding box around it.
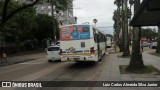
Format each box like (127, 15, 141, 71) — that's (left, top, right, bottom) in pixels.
(67, 61, 98, 69)
(48, 60, 62, 63)
(67, 54, 107, 69)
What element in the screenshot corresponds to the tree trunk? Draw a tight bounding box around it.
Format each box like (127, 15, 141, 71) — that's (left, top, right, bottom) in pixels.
(127, 27, 144, 71)
(121, 0, 125, 52)
(123, 0, 130, 56)
(126, 0, 144, 71)
(156, 25, 160, 53)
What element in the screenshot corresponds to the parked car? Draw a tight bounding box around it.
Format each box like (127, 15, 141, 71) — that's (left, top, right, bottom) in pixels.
(149, 42, 157, 49)
(56, 41, 60, 46)
(47, 45, 61, 62)
(142, 41, 148, 47)
(51, 41, 60, 46)
(147, 42, 151, 46)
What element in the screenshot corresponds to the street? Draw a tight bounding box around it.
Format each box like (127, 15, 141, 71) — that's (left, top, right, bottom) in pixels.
(0, 55, 105, 81)
(0, 48, 159, 90)
(0, 0, 160, 90)
(0, 52, 108, 90)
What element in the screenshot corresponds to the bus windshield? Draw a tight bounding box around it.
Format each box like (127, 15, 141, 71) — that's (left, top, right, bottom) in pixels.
(60, 25, 90, 40)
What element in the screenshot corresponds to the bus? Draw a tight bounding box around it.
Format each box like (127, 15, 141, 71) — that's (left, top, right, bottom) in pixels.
(59, 24, 106, 62)
(106, 36, 112, 48)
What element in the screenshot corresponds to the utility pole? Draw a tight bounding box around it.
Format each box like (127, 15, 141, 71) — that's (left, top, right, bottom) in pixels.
(51, 3, 57, 45)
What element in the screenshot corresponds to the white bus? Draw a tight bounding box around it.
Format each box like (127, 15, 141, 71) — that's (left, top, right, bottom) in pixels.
(106, 36, 112, 48)
(59, 24, 106, 62)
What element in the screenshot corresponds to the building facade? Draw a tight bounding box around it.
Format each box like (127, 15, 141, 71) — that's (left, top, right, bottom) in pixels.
(16, 0, 74, 25)
(60, 0, 74, 25)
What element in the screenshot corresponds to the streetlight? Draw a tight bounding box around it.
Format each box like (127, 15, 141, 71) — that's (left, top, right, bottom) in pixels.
(53, 9, 62, 45)
(74, 16, 77, 24)
(93, 19, 97, 26)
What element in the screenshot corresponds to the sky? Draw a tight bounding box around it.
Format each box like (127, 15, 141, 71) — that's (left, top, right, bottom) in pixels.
(73, 0, 117, 35)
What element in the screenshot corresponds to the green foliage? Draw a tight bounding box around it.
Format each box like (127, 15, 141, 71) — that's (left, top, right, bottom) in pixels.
(34, 14, 53, 40)
(33, 14, 59, 41)
(113, 10, 121, 37)
(114, 0, 122, 8)
(141, 28, 157, 39)
(5, 3, 37, 40)
(0, 0, 63, 52)
(106, 34, 112, 38)
(49, 0, 69, 11)
(3, 0, 60, 41)
(3, 2, 37, 52)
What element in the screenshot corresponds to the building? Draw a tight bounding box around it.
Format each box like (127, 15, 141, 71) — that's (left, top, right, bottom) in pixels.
(60, 0, 74, 25)
(16, 0, 74, 25)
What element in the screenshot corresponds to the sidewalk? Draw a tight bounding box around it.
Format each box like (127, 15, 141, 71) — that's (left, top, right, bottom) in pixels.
(95, 51, 160, 90)
(0, 51, 46, 67)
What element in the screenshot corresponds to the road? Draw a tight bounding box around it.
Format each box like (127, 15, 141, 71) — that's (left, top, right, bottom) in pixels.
(0, 52, 108, 90)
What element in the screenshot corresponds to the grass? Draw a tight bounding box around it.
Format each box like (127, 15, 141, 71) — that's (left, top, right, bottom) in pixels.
(119, 65, 160, 75)
(143, 47, 155, 52)
(112, 45, 120, 53)
(150, 52, 160, 57)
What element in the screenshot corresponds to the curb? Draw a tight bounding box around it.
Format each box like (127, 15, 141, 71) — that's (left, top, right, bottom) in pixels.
(0, 57, 45, 67)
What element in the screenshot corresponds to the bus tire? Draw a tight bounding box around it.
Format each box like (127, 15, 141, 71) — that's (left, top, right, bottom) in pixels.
(48, 60, 52, 62)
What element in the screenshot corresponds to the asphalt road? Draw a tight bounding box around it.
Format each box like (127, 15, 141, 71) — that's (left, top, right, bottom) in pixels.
(0, 52, 108, 90)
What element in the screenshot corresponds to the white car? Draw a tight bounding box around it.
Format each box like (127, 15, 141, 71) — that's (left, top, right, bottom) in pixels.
(149, 42, 157, 49)
(142, 41, 148, 47)
(47, 46, 61, 62)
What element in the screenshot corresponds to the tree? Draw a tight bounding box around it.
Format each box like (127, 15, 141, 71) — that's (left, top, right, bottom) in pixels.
(126, 0, 145, 71)
(113, 10, 121, 41)
(113, 0, 122, 40)
(156, 26, 160, 53)
(5, 2, 37, 52)
(106, 34, 113, 38)
(122, 0, 130, 56)
(0, 0, 39, 28)
(113, 0, 122, 52)
(34, 14, 52, 42)
(141, 28, 157, 39)
(48, 0, 70, 42)
(0, 0, 40, 52)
